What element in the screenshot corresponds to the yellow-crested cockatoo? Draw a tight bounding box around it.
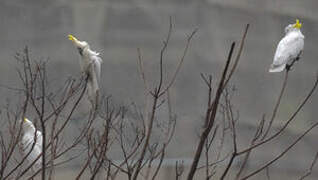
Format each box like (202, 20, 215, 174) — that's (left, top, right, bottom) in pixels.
(68, 35, 102, 109)
(269, 19, 304, 72)
(21, 117, 43, 171)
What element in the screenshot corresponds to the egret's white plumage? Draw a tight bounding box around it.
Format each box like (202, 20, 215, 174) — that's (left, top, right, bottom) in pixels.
(270, 19, 304, 72)
(21, 118, 42, 170)
(68, 35, 102, 109)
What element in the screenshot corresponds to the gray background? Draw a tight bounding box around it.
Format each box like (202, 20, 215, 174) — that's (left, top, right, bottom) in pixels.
(1, 0, 318, 179)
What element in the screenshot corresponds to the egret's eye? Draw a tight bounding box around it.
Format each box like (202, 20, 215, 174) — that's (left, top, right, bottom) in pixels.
(77, 47, 83, 56)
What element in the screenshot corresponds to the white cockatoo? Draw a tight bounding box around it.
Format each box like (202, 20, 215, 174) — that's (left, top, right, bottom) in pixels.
(68, 35, 102, 109)
(269, 19, 304, 72)
(21, 117, 43, 170)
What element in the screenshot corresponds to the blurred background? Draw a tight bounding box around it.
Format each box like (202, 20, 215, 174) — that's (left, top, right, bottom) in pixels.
(1, 0, 318, 179)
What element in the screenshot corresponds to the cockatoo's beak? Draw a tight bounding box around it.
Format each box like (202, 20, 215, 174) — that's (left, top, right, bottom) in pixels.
(68, 34, 87, 49)
(293, 19, 302, 29)
(68, 34, 78, 43)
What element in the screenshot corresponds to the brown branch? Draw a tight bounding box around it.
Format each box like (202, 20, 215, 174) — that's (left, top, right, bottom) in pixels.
(187, 42, 235, 180)
(220, 88, 238, 180)
(235, 115, 265, 179)
(132, 93, 158, 180)
(157, 16, 173, 94)
(137, 48, 149, 92)
(1, 48, 34, 179)
(223, 24, 249, 87)
(39, 61, 46, 180)
(241, 120, 318, 179)
(175, 160, 184, 180)
(237, 75, 318, 155)
(262, 71, 289, 140)
(298, 152, 318, 180)
(151, 149, 165, 180)
(159, 28, 197, 97)
(3, 125, 39, 179)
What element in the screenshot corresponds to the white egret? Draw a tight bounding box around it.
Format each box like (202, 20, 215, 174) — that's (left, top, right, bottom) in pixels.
(68, 34, 102, 110)
(21, 117, 43, 170)
(269, 19, 304, 72)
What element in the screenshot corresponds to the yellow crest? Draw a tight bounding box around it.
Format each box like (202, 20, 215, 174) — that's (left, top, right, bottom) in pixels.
(68, 34, 78, 42)
(293, 19, 302, 29)
(23, 117, 27, 122)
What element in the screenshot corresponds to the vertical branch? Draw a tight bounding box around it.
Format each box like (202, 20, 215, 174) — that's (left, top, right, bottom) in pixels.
(204, 126, 218, 180)
(261, 71, 289, 140)
(235, 115, 265, 179)
(187, 42, 235, 180)
(187, 24, 247, 180)
(137, 48, 150, 135)
(159, 29, 197, 97)
(223, 24, 249, 87)
(132, 18, 196, 180)
(200, 74, 213, 127)
(175, 161, 184, 180)
(132, 92, 158, 180)
(157, 16, 173, 93)
(39, 61, 47, 180)
(220, 88, 238, 180)
(0, 48, 32, 179)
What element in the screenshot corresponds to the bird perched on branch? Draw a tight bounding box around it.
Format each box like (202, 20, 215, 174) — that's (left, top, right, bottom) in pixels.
(68, 35, 102, 110)
(269, 19, 304, 72)
(20, 117, 43, 171)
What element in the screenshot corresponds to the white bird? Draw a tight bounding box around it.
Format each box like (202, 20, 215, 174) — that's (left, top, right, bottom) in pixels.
(21, 117, 43, 171)
(68, 35, 102, 110)
(269, 19, 304, 72)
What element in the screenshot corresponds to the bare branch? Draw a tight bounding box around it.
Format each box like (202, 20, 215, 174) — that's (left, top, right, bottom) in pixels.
(298, 152, 318, 180)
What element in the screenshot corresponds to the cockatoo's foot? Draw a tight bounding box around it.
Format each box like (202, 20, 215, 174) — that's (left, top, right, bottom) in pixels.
(295, 50, 303, 61)
(286, 52, 302, 72)
(286, 60, 296, 72)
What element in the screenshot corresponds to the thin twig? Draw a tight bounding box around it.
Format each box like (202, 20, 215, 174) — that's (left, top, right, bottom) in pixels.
(298, 152, 318, 180)
(262, 71, 289, 140)
(238, 75, 318, 155)
(241, 120, 318, 180)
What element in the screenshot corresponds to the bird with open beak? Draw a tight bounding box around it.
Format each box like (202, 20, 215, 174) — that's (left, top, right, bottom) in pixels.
(68, 34, 102, 110)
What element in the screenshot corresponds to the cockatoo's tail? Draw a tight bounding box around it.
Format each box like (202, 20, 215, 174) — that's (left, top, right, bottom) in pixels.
(293, 19, 302, 29)
(68, 34, 78, 42)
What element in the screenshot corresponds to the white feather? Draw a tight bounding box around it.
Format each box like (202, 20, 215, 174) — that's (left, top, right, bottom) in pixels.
(270, 25, 304, 73)
(21, 119, 43, 170)
(70, 37, 103, 109)
(87, 55, 102, 108)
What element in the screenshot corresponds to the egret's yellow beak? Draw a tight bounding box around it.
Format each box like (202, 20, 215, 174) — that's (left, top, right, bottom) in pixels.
(23, 117, 27, 122)
(68, 34, 78, 42)
(293, 19, 302, 29)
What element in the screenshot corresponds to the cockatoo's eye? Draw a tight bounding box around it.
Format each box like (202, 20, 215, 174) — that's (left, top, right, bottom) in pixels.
(77, 47, 83, 56)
